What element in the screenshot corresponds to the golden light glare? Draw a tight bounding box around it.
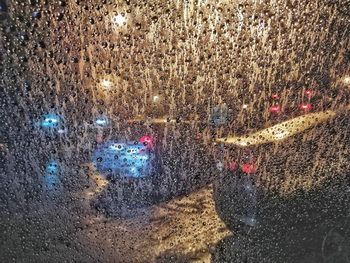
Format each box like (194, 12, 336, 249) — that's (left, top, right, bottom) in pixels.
(113, 14, 127, 26)
(216, 110, 337, 146)
(100, 79, 113, 89)
(274, 130, 288, 140)
(153, 95, 160, 102)
(342, 76, 350, 86)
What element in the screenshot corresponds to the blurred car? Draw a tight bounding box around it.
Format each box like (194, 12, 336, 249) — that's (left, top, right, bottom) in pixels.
(90, 117, 220, 217)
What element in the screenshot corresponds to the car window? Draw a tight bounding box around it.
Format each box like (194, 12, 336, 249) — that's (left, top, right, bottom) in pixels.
(1, 0, 349, 262)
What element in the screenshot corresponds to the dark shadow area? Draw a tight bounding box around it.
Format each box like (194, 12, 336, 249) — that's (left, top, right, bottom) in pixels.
(155, 249, 209, 263)
(212, 174, 350, 263)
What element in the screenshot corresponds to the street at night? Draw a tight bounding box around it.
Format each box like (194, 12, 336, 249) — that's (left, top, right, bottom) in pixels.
(0, 0, 350, 262)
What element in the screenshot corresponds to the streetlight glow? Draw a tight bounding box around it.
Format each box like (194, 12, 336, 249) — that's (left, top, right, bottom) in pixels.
(153, 95, 160, 102)
(101, 79, 113, 90)
(343, 76, 350, 86)
(113, 14, 127, 26)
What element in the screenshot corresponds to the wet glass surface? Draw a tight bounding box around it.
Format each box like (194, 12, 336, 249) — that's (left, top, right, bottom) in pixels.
(0, 0, 349, 262)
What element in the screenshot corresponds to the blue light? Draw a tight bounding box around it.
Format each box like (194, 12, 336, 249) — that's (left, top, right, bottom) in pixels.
(46, 160, 59, 173)
(43, 160, 60, 191)
(109, 143, 124, 151)
(95, 116, 109, 127)
(40, 114, 60, 128)
(38, 113, 62, 130)
(93, 140, 153, 178)
(36, 113, 67, 135)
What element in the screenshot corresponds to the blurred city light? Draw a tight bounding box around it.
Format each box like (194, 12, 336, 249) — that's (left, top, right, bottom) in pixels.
(153, 95, 160, 102)
(113, 14, 127, 26)
(342, 76, 350, 86)
(57, 129, 67, 134)
(241, 163, 256, 174)
(300, 103, 312, 111)
(100, 79, 113, 90)
(139, 135, 154, 149)
(305, 90, 313, 97)
(43, 160, 60, 191)
(39, 113, 61, 129)
(269, 105, 281, 113)
(109, 143, 124, 151)
(93, 140, 153, 178)
(217, 110, 336, 146)
(95, 116, 109, 127)
(274, 130, 288, 140)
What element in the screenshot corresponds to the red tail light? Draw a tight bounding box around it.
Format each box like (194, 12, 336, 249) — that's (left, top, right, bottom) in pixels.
(305, 90, 313, 97)
(269, 105, 281, 113)
(242, 163, 257, 174)
(300, 103, 312, 111)
(139, 135, 154, 149)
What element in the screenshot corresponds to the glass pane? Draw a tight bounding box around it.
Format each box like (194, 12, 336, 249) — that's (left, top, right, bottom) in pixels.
(1, 0, 349, 262)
